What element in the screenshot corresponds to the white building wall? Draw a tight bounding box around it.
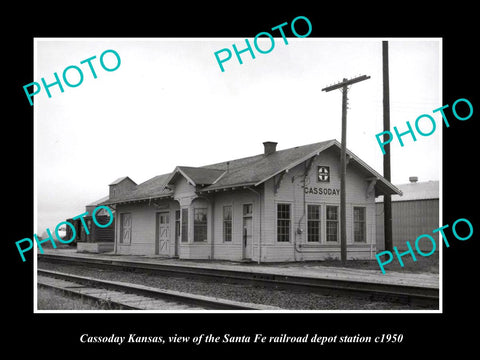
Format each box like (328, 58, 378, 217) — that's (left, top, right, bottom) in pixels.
(115, 200, 179, 256)
(113, 148, 377, 262)
(260, 148, 376, 262)
(210, 190, 259, 261)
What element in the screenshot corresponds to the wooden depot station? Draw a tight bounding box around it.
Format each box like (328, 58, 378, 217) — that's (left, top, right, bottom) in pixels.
(79, 140, 403, 263)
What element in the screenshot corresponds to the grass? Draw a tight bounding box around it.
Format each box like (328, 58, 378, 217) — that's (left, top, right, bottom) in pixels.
(37, 286, 120, 310)
(37, 286, 99, 310)
(231, 252, 440, 274)
(316, 252, 439, 274)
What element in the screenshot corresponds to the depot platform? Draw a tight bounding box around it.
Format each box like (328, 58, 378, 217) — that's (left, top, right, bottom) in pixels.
(37, 248, 440, 290)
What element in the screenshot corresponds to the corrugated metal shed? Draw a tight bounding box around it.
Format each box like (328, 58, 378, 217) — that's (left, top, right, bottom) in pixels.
(376, 180, 439, 251)
(376, 180, 439, 202)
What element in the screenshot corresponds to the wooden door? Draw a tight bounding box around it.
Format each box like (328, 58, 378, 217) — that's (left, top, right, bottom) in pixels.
(243, 217, 252, 260)
(175, 210, 180, 256)
(121, 213, 131, 244)
(157, 212, 170, 255)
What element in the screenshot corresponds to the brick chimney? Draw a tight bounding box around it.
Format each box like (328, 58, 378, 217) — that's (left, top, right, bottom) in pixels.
(263, 141, 278, 155)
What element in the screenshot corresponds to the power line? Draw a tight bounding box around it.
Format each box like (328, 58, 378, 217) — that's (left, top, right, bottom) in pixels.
(322, 74, 370, 264)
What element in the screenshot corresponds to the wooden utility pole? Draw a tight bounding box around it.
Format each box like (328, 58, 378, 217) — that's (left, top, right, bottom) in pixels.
(322, 74, 370, 264)
(382, 41, 393, 252)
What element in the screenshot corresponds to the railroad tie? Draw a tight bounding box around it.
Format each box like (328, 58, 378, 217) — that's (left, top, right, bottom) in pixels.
(38, 275, 209, 310)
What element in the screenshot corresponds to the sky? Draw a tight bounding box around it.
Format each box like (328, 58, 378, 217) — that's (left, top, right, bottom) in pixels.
(34, 38, 441, 234)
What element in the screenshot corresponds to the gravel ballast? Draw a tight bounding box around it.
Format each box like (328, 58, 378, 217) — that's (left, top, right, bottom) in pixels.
(37, 261, 431, 310)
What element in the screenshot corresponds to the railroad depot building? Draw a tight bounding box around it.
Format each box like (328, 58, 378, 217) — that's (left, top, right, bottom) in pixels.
(101, 140, 401, 262)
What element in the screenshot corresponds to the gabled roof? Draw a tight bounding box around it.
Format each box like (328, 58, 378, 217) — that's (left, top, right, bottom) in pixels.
(101, 139, 401, 205)
(202, 140, 334, 191)
(102, 174, 173, 205)
(109, 176, 136, 186)
(165, 166, 226, 187)
(200, 139, 402, 196)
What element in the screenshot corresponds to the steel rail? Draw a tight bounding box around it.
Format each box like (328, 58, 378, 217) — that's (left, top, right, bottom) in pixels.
(38, 268, 279, 310)
(38, 253, 439, 307)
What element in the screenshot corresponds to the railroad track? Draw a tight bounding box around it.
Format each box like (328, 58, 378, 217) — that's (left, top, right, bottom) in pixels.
(38, 269, 280, 310)
(38, 253, 439, 308)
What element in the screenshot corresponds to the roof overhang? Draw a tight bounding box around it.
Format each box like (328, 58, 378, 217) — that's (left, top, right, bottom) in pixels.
(199, 182, 258, 193)
(165, 167, 197, 187)
(100, 194, 173, 206)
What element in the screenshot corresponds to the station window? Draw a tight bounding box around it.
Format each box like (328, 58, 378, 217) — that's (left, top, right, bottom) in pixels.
(194, 208, 208, 242)
(307, 204, 321, 242)
(223, 205, 232, 242)
(243, 204, 253, 216)
(277, 203, 291, 242)
(354, 207, 366, 242)
(181, 208, 188, 243)
(326, 205, 339, 242)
